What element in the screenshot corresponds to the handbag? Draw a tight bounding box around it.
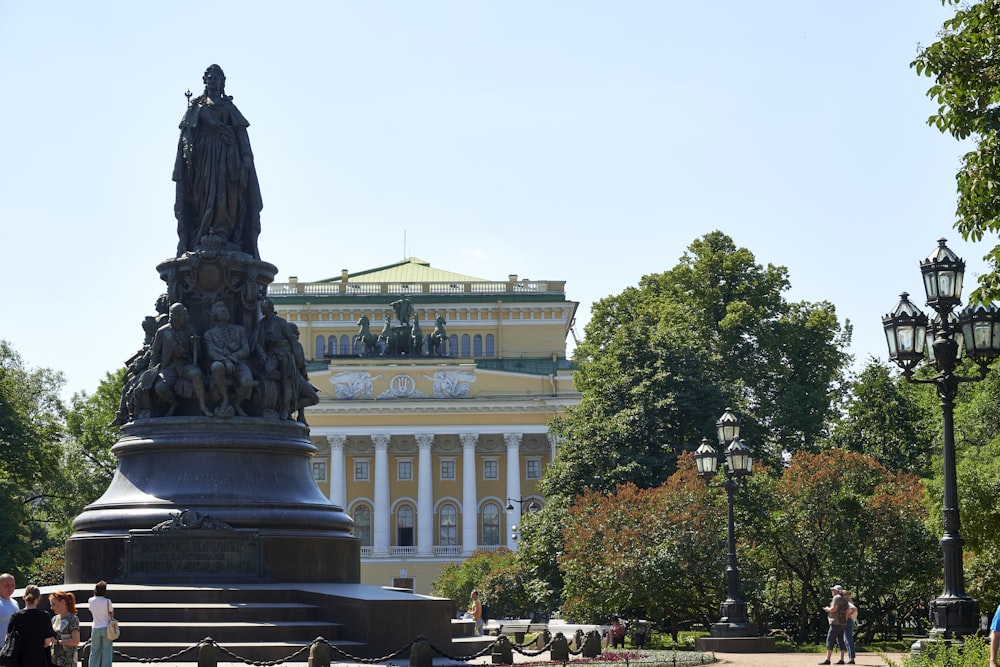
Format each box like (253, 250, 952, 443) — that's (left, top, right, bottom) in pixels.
(0, 629, 20, 667)
(105, 600, 120, 641)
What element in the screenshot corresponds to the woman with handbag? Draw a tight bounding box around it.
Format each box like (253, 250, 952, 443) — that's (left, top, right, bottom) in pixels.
(86, 582, 113, 667)
(6, 584, 56, 667)
(48, 592, 80, 667)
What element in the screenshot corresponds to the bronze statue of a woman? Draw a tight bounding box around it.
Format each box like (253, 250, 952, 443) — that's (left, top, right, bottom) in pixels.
(173, 64, 262, 259)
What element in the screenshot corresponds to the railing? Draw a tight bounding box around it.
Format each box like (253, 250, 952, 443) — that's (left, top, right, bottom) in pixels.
(389, 546, 416, 556)
(358, 545, 505, 557)
(269, 279, 566, 297)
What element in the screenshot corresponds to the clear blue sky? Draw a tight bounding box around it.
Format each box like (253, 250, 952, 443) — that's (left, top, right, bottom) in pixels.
(0, 1, 987, 399)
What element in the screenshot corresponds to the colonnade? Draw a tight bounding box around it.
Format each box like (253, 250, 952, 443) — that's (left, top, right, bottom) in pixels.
(319, 432, 557, 555)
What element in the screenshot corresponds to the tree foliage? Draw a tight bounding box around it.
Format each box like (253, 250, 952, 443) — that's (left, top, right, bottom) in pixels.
(558, 455, 725, 636)
(545, 231, 851, 500)
(912, 0, 1000, 300)
(57, 371, 121, 536)
(0, 341, 66, 577)
(921, 370, 1000, 608)
(825, 359, 937, 475)
(746, 450, 938, 642)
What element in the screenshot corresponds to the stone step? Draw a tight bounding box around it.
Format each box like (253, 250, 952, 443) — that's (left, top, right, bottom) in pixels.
(80, 602, 321, 623)
(82, 620, 341, 644)
(58, 586, 302, 605)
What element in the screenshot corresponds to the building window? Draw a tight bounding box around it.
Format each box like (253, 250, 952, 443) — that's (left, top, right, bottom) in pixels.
(340, 335, 351, 355)
(449, 334, 458, 357)
(353, 505, 372, 546)
(526, 458, 542, 480)
(398, 459, 413, 481)
(485, 334, 495, 357)
(354, 459, 370, 482)
(396, 504, 414, 547)
(312, 461, 328, 482)
(327, 335, 337, 356)
(440, 458, 456, 480)
(461, 334, 471, 357)
(315, 335, 324, 358)
(439, 503, 457, 546)
(482, 503, 500, 545)
(483, 459, 498, 480)
(473, 334, 483, 357)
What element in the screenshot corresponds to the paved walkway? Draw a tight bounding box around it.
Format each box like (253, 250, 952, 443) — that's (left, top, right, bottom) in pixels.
(704, 652, 907, 667)
(136, 648, 912, 667)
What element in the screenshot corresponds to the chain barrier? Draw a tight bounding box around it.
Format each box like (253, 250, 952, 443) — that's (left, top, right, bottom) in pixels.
(210, 637, 314, 666)
(79, 631, 610, 665)
(82, 639, 202, 663)
(319, 636, 416, 663)
(426, 637, 497, 661)
(510, 638, 554, 657)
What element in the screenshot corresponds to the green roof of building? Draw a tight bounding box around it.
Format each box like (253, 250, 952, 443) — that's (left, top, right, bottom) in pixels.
(319, 257, 485, 284)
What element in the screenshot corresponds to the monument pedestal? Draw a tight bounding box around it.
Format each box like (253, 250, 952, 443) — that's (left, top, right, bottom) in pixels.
(65, 418, 358, 584)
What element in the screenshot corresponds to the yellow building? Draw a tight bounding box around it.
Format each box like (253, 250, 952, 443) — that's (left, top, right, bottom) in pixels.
(267, 257, 579, 594)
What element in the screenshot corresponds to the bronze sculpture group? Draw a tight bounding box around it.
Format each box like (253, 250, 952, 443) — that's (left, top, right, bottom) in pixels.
(113, 65, 317, 425)
(113, 64, 458, 426)
(353, 296, 447, 357)
(114, 295, 318, 424)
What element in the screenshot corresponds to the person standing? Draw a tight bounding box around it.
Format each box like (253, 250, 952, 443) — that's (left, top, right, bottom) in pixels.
(6, 584, 56, 667)
(468, 590, 484, 636)
(609, 618, 626, 649)
(0, 573, 19, 642)
(87, 581, 114, 667)
(819, 584, 849, 665)
(989, 601, 1000, 667)
(843, 590, 858, 664)
(48, 592, 80, 667)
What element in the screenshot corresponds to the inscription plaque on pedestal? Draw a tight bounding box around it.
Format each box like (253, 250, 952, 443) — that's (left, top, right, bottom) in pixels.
(125, 530, 266, 580)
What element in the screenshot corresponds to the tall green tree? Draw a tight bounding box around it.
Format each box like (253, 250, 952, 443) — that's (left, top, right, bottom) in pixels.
(545, 298, 722, 499)
(58, 371, 121, 534)
(558, 457, 726, 637)
(0, 341, 66, 577)
(825, 359, 937, 475)
(545, 231, 851, 498)
(912, 0, 1000, 300)
(746, 450, 938, 642)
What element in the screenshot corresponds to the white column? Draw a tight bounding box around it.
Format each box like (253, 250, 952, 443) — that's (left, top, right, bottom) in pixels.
(548, 433, 558, 464)
(326, 435, 347, 508)
(372, 434, 391, 557)
(416, 433, 435, 555)
(505, 432, 523, 550)
(461, 433, 478, 555)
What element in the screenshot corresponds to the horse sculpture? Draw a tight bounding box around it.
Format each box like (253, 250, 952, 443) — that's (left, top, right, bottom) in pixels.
(428, 315, 447, 356)
(355, 315, 379, 357)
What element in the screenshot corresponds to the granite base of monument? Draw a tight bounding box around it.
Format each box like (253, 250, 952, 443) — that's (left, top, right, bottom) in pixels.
(65, 418, 359, 584)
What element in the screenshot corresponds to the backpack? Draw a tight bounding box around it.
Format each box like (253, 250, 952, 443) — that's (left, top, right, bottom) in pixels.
(481, 604, 490, 622)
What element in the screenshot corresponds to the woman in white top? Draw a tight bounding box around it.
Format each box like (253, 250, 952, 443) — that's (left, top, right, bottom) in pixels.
(87, 581, 114, 667)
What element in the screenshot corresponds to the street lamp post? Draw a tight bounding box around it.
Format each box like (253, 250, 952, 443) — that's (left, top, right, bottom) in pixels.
(882, 238, 1000, 647)
(693, 408, 754, 638)
(505, 498, 541, 513)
